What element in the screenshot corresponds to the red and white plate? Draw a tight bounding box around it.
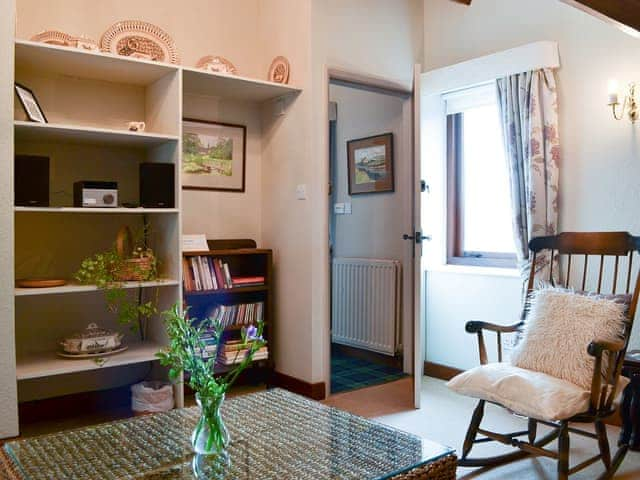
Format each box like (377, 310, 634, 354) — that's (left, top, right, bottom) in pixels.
(100, 20, 180, 64)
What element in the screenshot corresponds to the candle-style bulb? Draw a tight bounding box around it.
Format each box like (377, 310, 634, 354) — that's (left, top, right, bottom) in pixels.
(608, 79, 620, 105)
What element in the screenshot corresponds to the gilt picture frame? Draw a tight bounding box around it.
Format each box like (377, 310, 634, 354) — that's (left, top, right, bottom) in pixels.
(182, 118, 246, 192)
(347, 133, 394, 195)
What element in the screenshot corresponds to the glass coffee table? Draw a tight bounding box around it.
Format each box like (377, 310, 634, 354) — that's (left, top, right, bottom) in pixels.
(2, 389, 456, 479)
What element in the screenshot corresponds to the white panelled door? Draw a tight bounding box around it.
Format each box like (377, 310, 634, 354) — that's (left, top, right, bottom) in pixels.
(412, 64, 427, 409)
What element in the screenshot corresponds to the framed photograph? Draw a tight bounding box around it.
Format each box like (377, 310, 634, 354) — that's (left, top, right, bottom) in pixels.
(15, 83, 47, 123)
(182, 119, 246, 192)
(347, 133, 394, 195)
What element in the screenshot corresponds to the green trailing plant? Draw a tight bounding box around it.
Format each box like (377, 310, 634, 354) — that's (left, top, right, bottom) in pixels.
(74, 226, 159, 339)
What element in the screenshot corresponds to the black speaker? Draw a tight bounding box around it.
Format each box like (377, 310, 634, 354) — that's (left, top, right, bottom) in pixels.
(15, 155, 49, 207)
(140, 163, 175, 208)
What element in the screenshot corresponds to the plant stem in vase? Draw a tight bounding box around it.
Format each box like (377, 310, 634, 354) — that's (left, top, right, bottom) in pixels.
(192, 392, 230, 454)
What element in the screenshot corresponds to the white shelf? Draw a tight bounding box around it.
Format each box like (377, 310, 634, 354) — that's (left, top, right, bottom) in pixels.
(182, 66, 301, 102)
(16, 342, 163, 380)
(15, 40, 302, 103)
(15, 40, 178, 87)
(14, 121, 178, 147)
(15, 206, 179, 214)
(15, 279, 180, 297)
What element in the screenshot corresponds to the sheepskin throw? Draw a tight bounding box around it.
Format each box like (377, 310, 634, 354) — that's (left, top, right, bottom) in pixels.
(510, 288, 627, 390)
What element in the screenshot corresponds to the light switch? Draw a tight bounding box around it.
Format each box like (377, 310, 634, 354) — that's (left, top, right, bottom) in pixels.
(296, 184, 307, 200)
(344, 203, 352, 214)
(334, 203, 345, 214)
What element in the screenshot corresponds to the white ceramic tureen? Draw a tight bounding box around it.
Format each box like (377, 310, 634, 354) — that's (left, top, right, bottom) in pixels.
(60, 323, 124, 355)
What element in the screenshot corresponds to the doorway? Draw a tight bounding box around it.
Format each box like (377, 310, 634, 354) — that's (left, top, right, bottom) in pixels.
(327, 77, 415, 396)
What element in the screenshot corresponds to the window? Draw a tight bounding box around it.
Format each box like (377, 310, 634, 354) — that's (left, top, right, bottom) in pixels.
(445, 84, 516, 268)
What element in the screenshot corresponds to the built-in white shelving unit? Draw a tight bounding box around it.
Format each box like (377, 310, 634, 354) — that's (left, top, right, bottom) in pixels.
(15, 279, 180, 297)
(7, 38, 301, 433)
(14, 121, 179, 147)
(15, 207, 180, 214)
(182, 66, 301, 102)
(16, 342, 164, 380)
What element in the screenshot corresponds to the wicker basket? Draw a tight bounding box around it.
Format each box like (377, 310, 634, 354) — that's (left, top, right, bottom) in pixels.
(115, 226, 155, 281)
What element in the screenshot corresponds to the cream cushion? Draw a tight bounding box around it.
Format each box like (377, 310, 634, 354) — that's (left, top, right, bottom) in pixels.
(510, 288, 627, 390)
(446, 362, 629, 422)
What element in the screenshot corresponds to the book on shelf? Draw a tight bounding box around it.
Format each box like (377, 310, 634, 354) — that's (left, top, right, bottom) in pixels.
(220, 340, 268, 366)
(209, 302, 264, 329)
(231, 276, 265, 287)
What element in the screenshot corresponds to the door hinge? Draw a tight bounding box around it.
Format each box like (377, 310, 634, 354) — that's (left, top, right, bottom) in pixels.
(420, 180, 429, 193)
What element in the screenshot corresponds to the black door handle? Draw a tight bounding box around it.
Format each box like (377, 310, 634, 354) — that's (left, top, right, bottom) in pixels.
(403, 232, 432, 244)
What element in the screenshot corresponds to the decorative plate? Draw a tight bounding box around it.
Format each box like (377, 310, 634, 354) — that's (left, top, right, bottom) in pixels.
(57, 345, 128, 359)
(268, 56, 290, 84)
(30, 30, 99, 51)
(16, 278, 67, 288)
(195, 55, 237, 75)
(100, 20, 180, 64)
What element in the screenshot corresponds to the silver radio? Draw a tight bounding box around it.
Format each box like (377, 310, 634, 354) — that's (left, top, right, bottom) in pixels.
(73, 181, 118, 208)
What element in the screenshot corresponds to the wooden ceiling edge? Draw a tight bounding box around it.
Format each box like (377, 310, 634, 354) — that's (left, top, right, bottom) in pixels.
(558, 0, 640, 37)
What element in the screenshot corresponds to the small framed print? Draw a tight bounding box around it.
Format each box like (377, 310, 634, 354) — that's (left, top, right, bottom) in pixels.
(15, 83, 47, 123)
(347, 133, 394, 195)
(182, 119, 246, 192)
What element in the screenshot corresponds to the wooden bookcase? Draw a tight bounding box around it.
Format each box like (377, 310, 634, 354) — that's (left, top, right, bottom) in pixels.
(4, 39, 300, 436)
(183, 248, 274, 380)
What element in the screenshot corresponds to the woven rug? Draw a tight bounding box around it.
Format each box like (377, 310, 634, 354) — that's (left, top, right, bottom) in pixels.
(331, 349, 407, 394)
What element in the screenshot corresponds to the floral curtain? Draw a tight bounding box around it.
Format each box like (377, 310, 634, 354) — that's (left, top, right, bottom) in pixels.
(496, 69, 560, 283)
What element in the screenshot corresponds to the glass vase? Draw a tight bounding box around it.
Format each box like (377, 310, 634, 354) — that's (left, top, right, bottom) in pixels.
(191, 393, 230, 455)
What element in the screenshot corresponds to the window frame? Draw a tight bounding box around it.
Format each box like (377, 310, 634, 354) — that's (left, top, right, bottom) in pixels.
(446, 112, 517, 269)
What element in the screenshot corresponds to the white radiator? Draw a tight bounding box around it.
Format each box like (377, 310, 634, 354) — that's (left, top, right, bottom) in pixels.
(331, 258, 401, 356)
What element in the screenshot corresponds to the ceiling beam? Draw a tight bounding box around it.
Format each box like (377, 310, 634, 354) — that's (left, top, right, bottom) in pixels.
(560, 0, 640, 35)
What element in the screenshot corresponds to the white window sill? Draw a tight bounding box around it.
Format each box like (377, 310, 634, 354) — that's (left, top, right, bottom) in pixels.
(427, 263, 521, 278)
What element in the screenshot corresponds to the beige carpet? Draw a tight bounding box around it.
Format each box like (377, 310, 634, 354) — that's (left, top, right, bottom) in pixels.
(324, 376, 640, 479)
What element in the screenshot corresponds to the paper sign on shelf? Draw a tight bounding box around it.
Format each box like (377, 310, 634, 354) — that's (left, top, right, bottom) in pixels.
(182, 234, 209, 252)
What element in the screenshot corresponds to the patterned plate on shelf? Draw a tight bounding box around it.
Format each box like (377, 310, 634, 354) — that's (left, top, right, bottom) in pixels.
(57, 345, 128, 359)
(100, 20, 180, 64)
(195, 55, 237, 75)
(268, 56, 290, 84)
(30, 30, 99, 51)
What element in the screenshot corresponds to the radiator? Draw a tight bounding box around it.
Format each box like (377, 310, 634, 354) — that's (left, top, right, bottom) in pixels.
(331, 257, 401, 356)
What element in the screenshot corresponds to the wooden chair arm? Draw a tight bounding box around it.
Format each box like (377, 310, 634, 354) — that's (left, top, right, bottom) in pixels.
(587, 339, 625, 357)
(465, 321, 523, 334)
(465, 321, 523, 365)
(587, 339, 626, 412)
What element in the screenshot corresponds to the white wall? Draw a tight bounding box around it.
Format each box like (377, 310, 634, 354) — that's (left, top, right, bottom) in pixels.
(423, 0, 640, 369)
(329, 84, 406, 260)
(329, 83, 414, 372)
(309, 0, 424, 386)
(0, 0, 19, 438)
(10, 0, 425, 391)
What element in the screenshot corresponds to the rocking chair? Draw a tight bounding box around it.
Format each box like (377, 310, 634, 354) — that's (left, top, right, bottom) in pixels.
(451, 232, 640, 479)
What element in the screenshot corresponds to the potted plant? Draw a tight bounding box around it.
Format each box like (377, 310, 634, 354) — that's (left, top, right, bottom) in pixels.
(156, 303, 266, 455)
(75, 225, 159, 339)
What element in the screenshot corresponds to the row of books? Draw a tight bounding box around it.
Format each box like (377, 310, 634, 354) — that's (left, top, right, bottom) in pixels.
(182, 255, 265, 292)
(220, 340, 269, 366)
(210, 302, 264, 329)
(197, 338, 269, 366)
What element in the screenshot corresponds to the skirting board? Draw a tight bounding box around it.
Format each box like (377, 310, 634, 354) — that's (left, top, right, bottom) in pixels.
(271, 371, 326, 400)
(424, 361, 463, 381)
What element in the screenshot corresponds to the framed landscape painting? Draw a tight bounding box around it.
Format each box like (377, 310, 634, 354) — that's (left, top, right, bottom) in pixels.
(347, 133, 394, 195)
(182, 119, 246, 191)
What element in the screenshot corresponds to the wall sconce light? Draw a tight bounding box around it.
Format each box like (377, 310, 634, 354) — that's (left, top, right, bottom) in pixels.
(608, 79, 638, 122)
